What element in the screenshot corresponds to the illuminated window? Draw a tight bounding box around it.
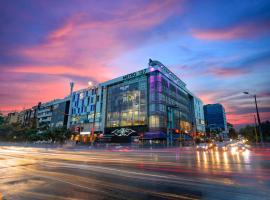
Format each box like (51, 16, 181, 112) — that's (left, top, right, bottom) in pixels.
(149, 115, 160, 128)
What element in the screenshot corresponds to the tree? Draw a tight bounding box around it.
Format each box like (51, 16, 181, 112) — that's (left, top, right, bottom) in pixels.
(227, 122, 238, 139)
(0, 112, 4, 126)
(239, 125, 257, 142)
(41, 127, 72, 143)
(261, 121, 270, 142)
(240, 121, 270, 143)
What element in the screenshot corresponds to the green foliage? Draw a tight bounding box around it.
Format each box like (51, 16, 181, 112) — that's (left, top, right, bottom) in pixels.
(42, 127, 72, 143)
(227, 123, 238, 139)
(239, 121, 270, 143)
(0, 122, 71, 143)
(240, 125, 258, 143)
(261, 121, 270, 142)
(0, 113, 4, 126)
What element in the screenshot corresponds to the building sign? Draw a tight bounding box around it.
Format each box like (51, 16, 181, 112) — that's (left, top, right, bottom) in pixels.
(158, 66, 186, 88)
(80, 131, 90, 135)
(123, 69, 146, 80)
(112, 128, 136, 136)
(120, 85, 129, 91)
(149, 60, 186, 88)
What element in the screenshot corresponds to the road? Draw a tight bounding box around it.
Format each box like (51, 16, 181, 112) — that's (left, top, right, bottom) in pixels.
(0, 144, 269, 200)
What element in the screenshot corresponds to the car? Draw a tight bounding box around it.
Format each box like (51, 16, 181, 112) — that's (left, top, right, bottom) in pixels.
(227, 143, 247, 153)
(207, 142, 216, 149)
(236, 144, 246, 152)
(214, 142, 228, 151)
(196, 143, 209, 151)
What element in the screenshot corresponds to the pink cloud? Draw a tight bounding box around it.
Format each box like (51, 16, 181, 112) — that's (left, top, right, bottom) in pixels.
(0, 77, 70, 114)
(1, 1, 184, 115)
(207, 67, 249, 77)
(227, 112, 270, 126)
(4, 65, 114, 83)
(17, 1, 183, 67)
(192, 20, 270, 40)
(196, 89, 270, 126)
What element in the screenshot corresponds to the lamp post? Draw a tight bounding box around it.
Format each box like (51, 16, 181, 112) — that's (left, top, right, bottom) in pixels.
(166, 104, 180, 147)
(253, 115, 259, 144)
(67, 82, 74, 129)
(243, 92, 263, 144)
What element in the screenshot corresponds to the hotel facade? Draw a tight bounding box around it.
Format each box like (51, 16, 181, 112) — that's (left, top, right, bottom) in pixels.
(70, 59, 205, 142)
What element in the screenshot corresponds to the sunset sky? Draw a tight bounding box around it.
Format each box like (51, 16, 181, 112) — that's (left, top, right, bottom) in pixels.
(0, 0, 270, 128)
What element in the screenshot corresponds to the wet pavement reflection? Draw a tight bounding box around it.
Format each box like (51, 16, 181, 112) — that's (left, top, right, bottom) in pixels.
(0, 145, 269, 199)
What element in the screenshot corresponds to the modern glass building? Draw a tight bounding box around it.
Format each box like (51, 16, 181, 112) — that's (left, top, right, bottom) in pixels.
(67, 59, 205, 142)
(203, 103, 227, 137)
(99, 59, 205, 142)
(70, 87, 103, 133)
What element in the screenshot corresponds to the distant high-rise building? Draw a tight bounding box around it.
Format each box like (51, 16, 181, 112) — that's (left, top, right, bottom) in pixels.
(203, 103, 227, 137)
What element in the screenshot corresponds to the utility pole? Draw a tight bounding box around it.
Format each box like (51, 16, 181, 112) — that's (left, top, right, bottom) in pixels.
(253, 115, 258, 144)
(166, 105, 179, 147)
(254, 94, 263, 144)
(243, 92, 263, 144)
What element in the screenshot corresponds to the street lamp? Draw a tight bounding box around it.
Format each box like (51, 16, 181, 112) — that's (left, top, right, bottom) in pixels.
(88, 81, 93, 87)
(243, 92, 263, 144)
(166, 104, 180, 147)
(67, 82, 74, 129)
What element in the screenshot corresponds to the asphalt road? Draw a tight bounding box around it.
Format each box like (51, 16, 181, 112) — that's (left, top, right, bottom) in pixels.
(0, 144, 269, 200)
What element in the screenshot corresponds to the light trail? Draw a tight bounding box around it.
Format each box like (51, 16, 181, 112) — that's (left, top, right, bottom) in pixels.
(0, 145, 269, 200)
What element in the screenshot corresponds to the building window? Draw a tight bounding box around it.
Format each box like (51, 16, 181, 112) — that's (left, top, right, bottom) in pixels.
(106, 76, 147, 127)
(149, 115, 160, 128)
(90, 105, 94, 111)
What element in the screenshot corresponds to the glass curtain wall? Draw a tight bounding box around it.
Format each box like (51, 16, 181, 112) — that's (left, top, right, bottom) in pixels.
(106, 76, 147, 128)
(148, 71, 192, 132)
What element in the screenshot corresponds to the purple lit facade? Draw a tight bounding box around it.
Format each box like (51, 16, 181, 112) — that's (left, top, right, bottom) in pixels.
(100, 60, 204, 142)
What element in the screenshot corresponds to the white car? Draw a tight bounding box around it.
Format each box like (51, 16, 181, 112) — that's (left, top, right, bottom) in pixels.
(228, 143, 247, 152)
(196, 143, 209, 151)
(214, 142, 228, 151)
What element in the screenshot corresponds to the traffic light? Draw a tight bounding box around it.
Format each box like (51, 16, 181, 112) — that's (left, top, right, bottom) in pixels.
(76, 127, 80, 133)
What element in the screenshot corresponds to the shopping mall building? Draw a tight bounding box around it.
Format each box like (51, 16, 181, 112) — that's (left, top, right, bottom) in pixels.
(70, 59, 205, 142)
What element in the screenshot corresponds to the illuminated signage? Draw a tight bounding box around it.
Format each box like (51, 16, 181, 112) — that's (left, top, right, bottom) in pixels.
(149, 60, 186, 88)
(158, 66, 186, 87)
(120, 85, 129, 91)
(123, 69, 146, 80)
(112, 128, 136, 136)
(80, 131, 90, 135)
